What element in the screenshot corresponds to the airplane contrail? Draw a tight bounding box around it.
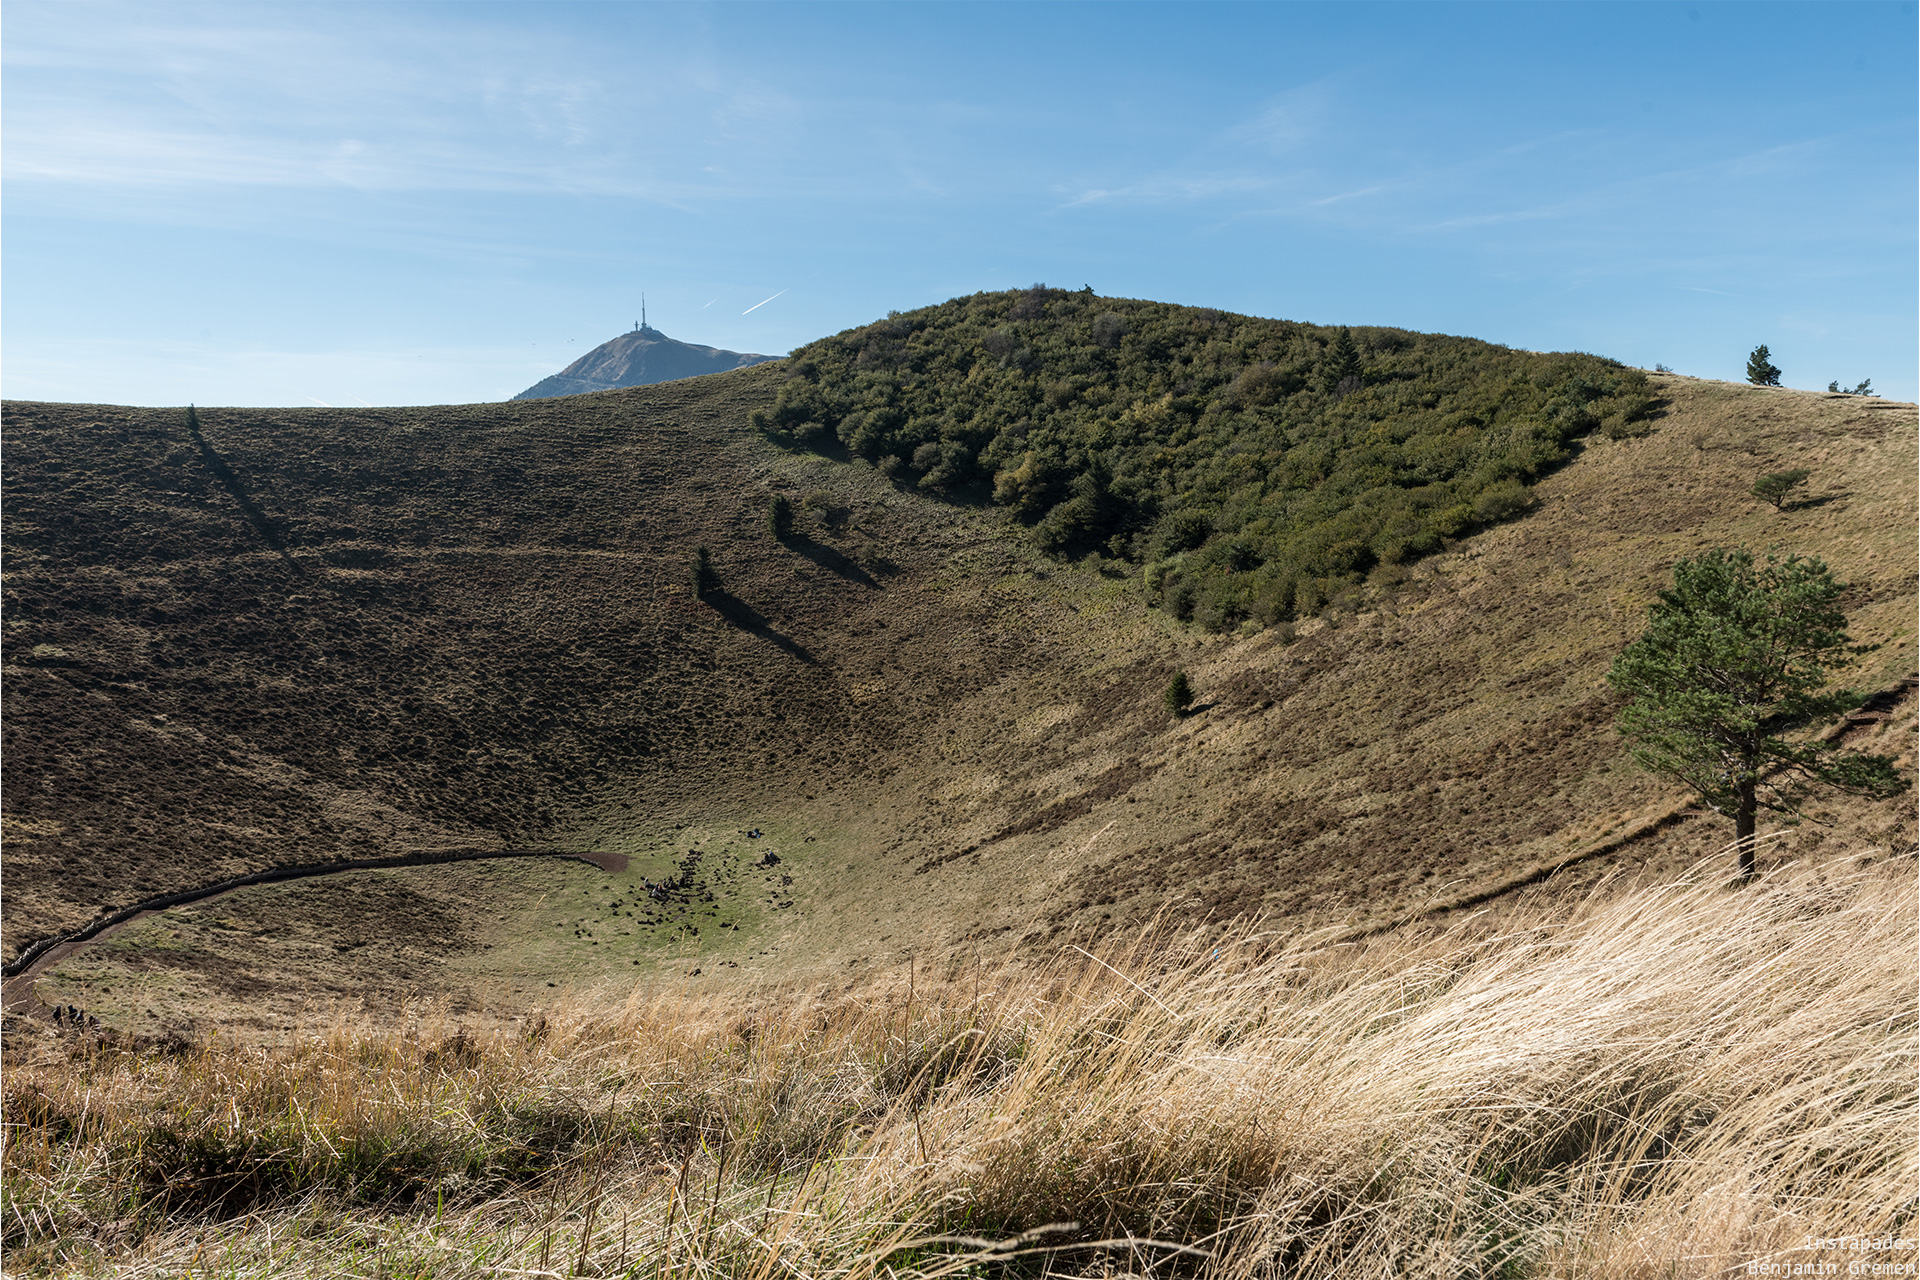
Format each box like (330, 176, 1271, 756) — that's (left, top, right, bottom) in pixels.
(352, 397, 374, 407)
(306, 397, 334, 407)
(701, 297, 718, 309)
(742, 289, 786, 315)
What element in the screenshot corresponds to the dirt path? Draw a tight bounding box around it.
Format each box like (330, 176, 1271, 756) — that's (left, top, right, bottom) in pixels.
(0, 847, 629, 1018)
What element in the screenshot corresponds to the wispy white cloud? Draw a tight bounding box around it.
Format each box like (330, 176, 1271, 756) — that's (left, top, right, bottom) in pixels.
(0, 3, 805, 202)
(1419, 203, 1571, 232)
(1063, 171, 1285, 209)
(1308, 185, 1384, 207)
(1054, 81, 1344, 212)
(1221, 84, 1332, 156)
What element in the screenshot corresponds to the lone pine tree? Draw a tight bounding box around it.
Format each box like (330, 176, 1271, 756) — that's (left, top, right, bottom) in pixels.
(1164, 670, 1194, 718)
(1608, 547, 1901, 881)
(691, 545, 717, 599)
(1746, 345, 1782, 387)
(767, 494, 795, 541)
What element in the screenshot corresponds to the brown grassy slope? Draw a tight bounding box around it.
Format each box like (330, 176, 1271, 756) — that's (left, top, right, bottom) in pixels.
(1, 363, 1045, 955)
(756, 376, 1916, 977)
(2, 373, 1913, 1004)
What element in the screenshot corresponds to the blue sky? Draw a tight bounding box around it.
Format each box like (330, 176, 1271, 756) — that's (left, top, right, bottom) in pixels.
(5, 1, 1914, 407)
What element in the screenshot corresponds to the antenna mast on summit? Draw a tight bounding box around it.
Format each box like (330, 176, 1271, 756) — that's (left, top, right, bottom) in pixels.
(642, 294, 647, 331)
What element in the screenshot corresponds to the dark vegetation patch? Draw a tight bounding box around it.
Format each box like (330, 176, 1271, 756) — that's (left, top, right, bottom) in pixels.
(756, 287, 1657, 630)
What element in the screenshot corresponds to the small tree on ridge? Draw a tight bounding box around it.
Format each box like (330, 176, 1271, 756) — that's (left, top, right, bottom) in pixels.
(1324, 327, 1362, 394)
(1746, 345, 1782, 387)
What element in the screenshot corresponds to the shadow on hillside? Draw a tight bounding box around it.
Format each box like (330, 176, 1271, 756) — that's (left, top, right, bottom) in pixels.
(788, 536, 879, 588)
(188, 415, 307, 575)
(707, 591, 817, 664)
(1789, 492, 1850, 511)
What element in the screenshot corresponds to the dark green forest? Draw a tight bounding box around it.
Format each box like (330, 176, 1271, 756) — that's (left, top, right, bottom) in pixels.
(753, 286, 1658, 629)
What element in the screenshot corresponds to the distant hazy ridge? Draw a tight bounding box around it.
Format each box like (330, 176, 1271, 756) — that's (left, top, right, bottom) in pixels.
(512, 326, 775, 400)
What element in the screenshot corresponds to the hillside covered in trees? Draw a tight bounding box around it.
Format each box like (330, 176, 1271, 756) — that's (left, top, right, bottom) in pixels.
(755, 287, 1657, 629)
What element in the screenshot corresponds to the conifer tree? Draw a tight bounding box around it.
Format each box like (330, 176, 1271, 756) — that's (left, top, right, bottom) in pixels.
(1324, 327, 1362, 392)
(767, 495, 794, 541)
(691, 545, 717, 599)
(1164, 670, 1194, 718)
(1608, 547, 1901, 880)
(1746, 345, 1782, 386)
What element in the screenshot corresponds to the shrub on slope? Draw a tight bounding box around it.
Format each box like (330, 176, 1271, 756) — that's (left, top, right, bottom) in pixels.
(753, 287, 1656, 629)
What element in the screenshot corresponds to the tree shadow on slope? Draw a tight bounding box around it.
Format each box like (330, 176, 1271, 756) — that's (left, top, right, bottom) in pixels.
(787, 535, 881, 588)
(187, 410, 308, 576)
(706, 591, 817, 664)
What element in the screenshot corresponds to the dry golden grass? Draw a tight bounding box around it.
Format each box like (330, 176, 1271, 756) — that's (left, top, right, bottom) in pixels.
(5, 847, 1914, 1278)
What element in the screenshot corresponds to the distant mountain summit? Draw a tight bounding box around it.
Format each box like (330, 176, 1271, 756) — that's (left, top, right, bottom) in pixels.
(512, 325, 776, 400)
